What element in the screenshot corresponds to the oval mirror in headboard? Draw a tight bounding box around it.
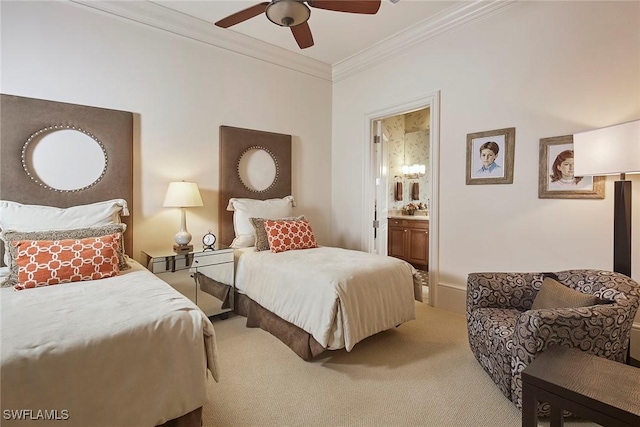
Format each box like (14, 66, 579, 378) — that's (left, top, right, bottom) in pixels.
(237, 146, 278, 193)
(22, 126, 108, 192)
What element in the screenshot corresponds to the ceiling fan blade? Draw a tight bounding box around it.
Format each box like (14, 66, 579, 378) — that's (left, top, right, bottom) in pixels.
(215, 2, 269, 28)
(308, 0, 381, 14)
(291, 22, 314, 49)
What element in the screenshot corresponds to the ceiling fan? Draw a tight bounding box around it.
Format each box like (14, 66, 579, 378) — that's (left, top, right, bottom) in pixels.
(214, 0, 382, 49)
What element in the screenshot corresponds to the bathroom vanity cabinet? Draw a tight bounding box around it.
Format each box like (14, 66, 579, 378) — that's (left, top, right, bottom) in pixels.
(388, 217, 429, 269)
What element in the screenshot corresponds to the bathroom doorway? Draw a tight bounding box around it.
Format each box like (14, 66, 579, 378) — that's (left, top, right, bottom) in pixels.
(363, 92, 440, 306)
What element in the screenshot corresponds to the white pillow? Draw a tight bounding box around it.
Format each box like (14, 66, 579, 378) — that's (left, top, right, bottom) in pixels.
(227, 196, 294, 248)
(0, 199, 129, 264)
(0, 199, 129, 232)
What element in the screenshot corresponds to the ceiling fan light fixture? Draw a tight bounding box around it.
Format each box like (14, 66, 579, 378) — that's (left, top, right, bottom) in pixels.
(266, 0, 310, 27)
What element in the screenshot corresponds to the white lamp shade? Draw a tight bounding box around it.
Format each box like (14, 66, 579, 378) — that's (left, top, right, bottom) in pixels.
(573, 120, 640, 176)
(162, 181, 203, 207)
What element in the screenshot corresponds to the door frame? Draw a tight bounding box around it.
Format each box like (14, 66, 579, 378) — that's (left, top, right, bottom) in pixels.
(362, 91, 440, 307)
(372, 119, 390, 255)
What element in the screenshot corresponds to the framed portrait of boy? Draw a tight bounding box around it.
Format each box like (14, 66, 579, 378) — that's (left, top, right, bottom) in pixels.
(538, 135, 604, 199)
(466, 127, 515, 185)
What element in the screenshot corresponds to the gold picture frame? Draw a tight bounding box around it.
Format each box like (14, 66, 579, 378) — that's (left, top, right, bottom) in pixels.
(538, 135, 604, 199)
(466, 127, 515, 185)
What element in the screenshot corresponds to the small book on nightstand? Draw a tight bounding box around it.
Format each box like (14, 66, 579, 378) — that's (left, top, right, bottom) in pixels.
(173, 244, 193, 254)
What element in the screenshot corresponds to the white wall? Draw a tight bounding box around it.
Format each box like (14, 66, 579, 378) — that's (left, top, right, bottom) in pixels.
(332, 1, 640, 310)
(0, 0, 333, 260)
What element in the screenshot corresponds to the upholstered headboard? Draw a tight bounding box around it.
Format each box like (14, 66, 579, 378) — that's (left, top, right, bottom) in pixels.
(0, 94, 134, 259)
(218, 125, 291, 246)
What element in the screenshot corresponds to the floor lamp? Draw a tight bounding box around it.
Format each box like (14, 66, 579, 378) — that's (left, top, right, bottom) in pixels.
(574, 119, 640, 278)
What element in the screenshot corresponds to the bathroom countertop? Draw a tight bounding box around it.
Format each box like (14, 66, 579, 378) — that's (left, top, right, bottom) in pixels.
(388, 214, 429, 221)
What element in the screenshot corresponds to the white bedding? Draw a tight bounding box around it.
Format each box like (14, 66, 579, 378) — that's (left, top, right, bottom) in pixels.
(235, 246, 416, 351)
(0, 260, 218, 427)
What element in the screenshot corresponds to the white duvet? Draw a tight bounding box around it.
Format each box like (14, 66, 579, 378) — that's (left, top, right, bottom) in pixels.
(235, 246, 416, 351)
(0, 260, 218, 427)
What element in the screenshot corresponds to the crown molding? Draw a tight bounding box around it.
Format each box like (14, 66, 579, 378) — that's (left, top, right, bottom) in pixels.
(332, 0, 519, 82)
(68, 1, 517, 84)
(68, 0, 332, 81)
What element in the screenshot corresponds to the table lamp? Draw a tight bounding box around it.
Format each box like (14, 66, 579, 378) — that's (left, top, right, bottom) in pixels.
(163, 181, 203, 253)
(574, 119, 640, 277)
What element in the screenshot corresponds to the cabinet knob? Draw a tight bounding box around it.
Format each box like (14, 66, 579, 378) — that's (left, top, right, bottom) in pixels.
(404, 230, 408, 233)
(425, 231, 429, 234)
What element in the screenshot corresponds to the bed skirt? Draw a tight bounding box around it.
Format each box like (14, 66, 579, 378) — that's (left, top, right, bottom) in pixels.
(157, 407, 202, 427)
(195, 273, 323, 359)
(197, 272, 231, 309)
(236, 292, 326, 360)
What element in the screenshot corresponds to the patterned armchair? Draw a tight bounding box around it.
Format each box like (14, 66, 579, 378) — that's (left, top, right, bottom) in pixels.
(467, 269, 640, 415)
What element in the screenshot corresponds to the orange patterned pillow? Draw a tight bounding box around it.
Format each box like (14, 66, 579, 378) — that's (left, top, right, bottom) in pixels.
(264, 218, 317, 253)
(12, 233, 121, 290)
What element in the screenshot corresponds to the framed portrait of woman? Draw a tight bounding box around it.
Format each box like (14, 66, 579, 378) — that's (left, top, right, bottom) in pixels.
(466, 127, 515, 185)
(538, 135, 604, 199)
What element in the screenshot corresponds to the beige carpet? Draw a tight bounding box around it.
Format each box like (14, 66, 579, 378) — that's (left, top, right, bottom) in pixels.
(203, 301, 598, 427)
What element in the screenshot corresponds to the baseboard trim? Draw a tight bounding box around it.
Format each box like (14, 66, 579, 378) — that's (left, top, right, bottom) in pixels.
(630, 357, 640, 368)
(434, 282, 466, 315)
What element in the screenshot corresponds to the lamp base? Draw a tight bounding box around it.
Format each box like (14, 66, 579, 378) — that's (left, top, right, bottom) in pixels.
(173, 244, 193, 254)
(613, 180, 632, 277)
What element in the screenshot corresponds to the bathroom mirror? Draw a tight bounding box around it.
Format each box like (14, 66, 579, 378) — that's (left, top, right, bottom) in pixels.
(404, 129, 429, 201)
(237, 146, 278, 192)
(22, 126, 107, 192)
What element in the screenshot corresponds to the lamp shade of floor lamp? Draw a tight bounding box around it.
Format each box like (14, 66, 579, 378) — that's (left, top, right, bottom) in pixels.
(574, 120, 640, 277)
(162, 181, 203, 252)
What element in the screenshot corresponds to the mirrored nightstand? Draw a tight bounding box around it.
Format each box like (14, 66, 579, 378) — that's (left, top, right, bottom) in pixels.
(141, 245, 234, 318)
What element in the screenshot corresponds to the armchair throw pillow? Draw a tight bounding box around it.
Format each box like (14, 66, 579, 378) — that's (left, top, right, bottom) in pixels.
(531, 277, 598, 310)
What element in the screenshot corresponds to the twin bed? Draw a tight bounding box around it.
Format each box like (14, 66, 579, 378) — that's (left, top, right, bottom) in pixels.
(210, 126, 421, 359)
(0, 95, 216, 427)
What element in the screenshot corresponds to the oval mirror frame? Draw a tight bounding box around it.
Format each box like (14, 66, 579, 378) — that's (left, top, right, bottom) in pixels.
(21, 125, 108, 193)
(236, 145, 279, 193)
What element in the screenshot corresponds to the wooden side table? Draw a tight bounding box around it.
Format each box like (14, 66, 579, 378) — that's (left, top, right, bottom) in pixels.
(521, 345, 640, 427)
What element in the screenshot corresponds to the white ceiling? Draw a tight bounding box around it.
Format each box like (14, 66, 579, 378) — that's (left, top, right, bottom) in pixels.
(152, 1, 460, 65)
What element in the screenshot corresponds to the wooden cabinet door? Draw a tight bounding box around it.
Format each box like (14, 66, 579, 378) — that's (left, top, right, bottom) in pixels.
(407, 228, 429, 268)
(388, 227, 407, 260)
